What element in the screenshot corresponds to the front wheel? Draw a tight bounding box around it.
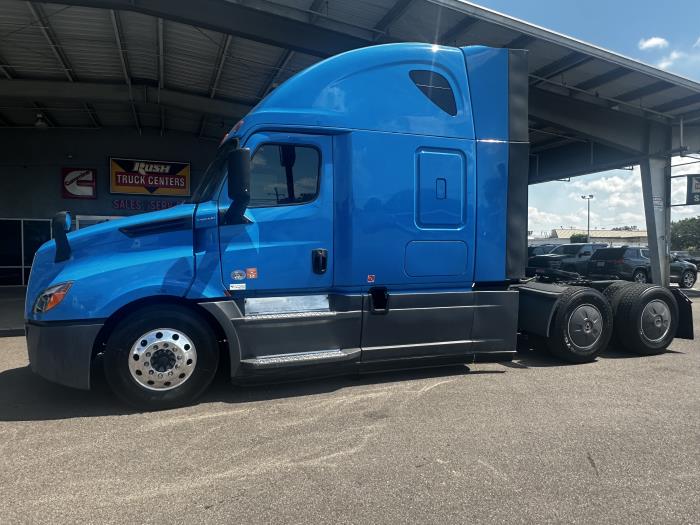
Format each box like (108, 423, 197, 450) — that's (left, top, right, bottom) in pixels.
(679, 270, 696, 289)
(104, 304, 219, 410)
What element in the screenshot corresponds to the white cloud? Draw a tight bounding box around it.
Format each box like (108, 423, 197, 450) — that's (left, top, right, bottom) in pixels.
(638, 37, 669, 51)
(694, 37, 700, 48)
(528, 206, 561, 232)
(658, 50, 686, 70)
(571, 175, 635, 194)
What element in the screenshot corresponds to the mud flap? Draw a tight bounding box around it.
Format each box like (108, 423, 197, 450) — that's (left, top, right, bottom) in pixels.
(670, 288, 694, 340)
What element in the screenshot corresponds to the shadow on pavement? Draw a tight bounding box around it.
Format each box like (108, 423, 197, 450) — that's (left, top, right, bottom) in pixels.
(0, 362, 502, 422)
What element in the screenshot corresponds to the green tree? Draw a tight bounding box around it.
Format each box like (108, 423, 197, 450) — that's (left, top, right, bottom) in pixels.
(570, 233, 588, 243)
(670, 216, 700, 250)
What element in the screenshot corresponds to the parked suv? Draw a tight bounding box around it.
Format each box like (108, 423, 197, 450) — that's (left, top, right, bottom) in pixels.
(527, 244, 556, 260)
(528, 243, 607, 275)
(588, 247, 697, 288)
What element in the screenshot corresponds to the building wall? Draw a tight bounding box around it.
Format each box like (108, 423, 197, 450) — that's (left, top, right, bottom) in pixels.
(0, 128, 218, 220)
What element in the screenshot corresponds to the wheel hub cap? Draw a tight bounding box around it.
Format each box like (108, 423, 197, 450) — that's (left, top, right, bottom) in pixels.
(567, 304, 603, 349)
(128, 329, 197, 391)
(640, 300, 671, 343)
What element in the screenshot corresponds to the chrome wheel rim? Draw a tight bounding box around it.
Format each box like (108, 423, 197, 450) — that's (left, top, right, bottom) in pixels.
(682, 272, 695, 288)
(128, 329, 197, 391)
(640, 299, 671, 343)
(634, 271, 647, 283)
(567, 303, 603, 350)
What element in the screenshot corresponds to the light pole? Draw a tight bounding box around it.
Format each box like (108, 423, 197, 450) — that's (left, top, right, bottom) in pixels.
(581, 194, 594, 242)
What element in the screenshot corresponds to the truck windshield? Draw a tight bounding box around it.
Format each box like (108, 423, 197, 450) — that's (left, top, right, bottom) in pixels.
(188, 140, 238, 203)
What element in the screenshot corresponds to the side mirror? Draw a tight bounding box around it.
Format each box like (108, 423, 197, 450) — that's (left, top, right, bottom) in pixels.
(226, 148, 251, 224)
(52, 211, 72, 262)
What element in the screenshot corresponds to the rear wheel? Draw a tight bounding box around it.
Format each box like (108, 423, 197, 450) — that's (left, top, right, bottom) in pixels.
(546, 287, 613, 363)
(613, 284, 678, 355)
(104, 304, 219, 410)
(603, 281, 636, 348)
(633, 269, 648, 283)
(679, 270, 696, 289)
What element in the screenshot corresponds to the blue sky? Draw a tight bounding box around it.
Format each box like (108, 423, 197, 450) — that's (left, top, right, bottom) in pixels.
(473, 0, 700, 235)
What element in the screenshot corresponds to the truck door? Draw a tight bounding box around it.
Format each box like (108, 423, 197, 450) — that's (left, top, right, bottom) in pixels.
(218, 132, 361, 361)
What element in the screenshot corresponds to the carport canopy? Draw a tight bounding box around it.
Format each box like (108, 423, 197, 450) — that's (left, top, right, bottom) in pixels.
(2, 0, 700, 285)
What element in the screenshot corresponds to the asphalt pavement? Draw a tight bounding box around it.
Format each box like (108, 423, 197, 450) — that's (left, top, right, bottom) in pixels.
(0, 289, 698, 524)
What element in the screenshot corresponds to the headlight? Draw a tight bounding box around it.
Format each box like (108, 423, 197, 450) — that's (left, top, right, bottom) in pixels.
(33, 282, 73, 313)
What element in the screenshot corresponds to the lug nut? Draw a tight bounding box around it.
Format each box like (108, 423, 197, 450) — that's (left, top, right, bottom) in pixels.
(149, 370, 154, 375)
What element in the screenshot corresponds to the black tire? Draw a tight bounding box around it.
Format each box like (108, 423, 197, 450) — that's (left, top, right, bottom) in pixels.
(603, 281, 636, 348)
(632, 269, 648, 284)
(104, 304, 219, 410)
(679, 270, 696, 289)
(546, 286, 613, 363)
(614, 284, 678, 355)
(603, 281, 636, 310)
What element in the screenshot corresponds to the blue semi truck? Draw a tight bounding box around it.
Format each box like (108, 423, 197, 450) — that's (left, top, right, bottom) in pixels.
(25, 43, 693, 409)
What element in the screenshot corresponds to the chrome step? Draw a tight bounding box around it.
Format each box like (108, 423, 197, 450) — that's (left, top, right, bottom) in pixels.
(240, 348, 360, 369)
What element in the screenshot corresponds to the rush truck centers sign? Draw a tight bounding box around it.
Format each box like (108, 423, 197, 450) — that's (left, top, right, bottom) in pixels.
(110, 157, 191, 197)
(687, 174, 700, 205)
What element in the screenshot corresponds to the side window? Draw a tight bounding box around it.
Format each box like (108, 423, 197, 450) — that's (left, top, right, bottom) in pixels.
(624, 248, 637, 258)
(409, 70, 457, 116)
(249, 144, 320, 207)
(641, 249, 650, 259)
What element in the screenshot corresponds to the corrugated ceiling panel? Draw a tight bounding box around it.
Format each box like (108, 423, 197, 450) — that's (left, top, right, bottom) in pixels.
(120, 12, 158, 83)
(163, 21, 222, 96)
(274, 53, 320, 86)
(452, 21, 516, 47)
(0, 2, 66, 80)
(390, 1, 464, 43)
(40, 4, 123, 82)
(216, 37, 285, 102)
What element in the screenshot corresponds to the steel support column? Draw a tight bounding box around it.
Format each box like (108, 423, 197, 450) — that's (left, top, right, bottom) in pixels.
(639, 124, 672, 286)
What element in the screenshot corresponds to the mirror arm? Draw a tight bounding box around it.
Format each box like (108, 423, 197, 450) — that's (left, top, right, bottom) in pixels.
(52, 211, 72, 263)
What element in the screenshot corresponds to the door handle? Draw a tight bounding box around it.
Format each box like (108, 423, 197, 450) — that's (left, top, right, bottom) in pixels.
(312, 248, 328, 274)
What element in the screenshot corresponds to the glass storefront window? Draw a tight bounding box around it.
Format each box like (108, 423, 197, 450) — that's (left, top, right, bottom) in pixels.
(0, 218, 52, 286)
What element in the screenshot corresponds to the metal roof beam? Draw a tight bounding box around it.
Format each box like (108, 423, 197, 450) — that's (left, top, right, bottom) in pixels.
(199, 33, 232, 137)
(308, 0, 326, 24)
(529, 141, 640, 184)
(503, 34, 535, 49)
(83, 102, 101, 127)
(157, 17, 165, 135)
(29, 0, 371, 58)
(374, 0, 414, 33)
(110, 9, 140, 134)
(0, 51, 15, 79)
(615, 81, 673, 103)
(531, 52, 590, 82)
(652, 93, 700, 113)
(259, 49, 294, 99)
(428, 0, 700, 94)
(26, 2, 75, 82)
(574, 67, 630, 91)
(530, 87, 653, 153)
(0, 79, 252, 119)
